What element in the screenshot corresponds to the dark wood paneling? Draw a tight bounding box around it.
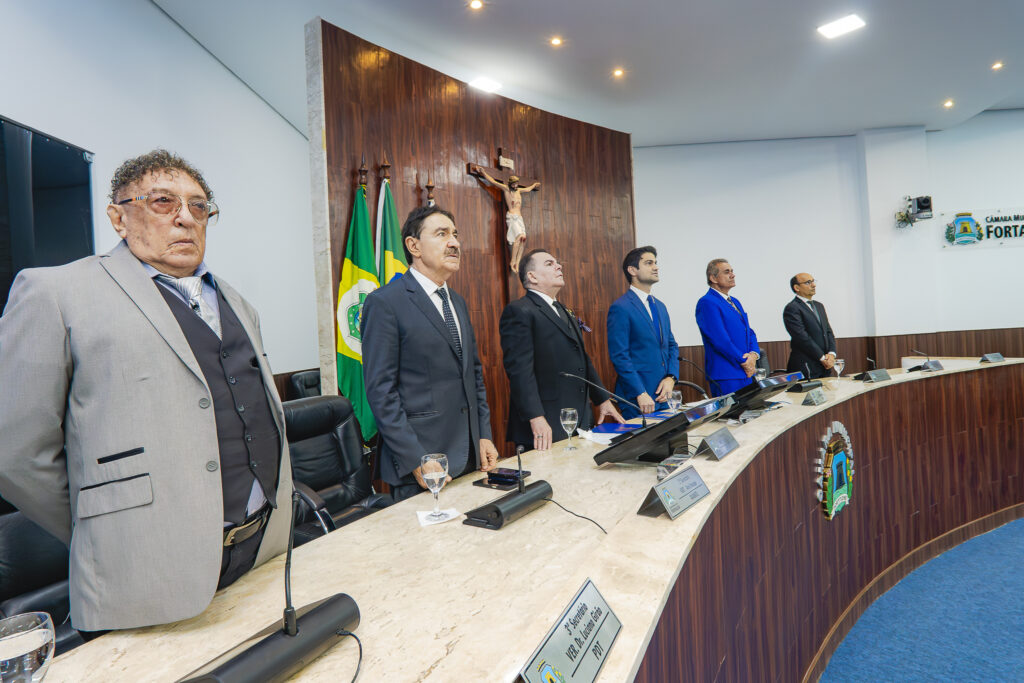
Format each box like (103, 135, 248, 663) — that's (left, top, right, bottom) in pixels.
(873, 327, 1024, 368)
(320, 22, 635, 453)
(635, 363, 1024, 682)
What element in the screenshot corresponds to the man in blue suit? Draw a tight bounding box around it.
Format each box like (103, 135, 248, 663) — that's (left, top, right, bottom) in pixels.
(606, 246, 679, 418)
(694, 258, 760, 397)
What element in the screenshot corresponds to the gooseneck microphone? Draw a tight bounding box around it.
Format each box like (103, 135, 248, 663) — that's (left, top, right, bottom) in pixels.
(516, 445, 526, 494)
(911, 348, 931, 362)
(559, 371, 646, 428)
(867, 356, 877, 370)
(464, 445, 551, 530)
(678, 357, 724, 397)
(180, 490, 361, 682)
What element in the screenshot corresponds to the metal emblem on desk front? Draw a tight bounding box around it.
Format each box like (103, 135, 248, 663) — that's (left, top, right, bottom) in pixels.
(520, 579, 621, 683)
(814, 421, 854, 519)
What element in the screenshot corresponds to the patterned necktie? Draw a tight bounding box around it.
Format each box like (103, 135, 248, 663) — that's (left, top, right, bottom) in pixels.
(435, 287, 463, 361)
(806, 300, 822, 326)
(647, 295, 663, 340)
(726, 296, 741, 315)
(156, 274, 222, 339)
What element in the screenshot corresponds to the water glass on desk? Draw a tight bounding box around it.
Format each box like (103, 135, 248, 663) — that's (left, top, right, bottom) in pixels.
(0, 612, 54, 682)
(668, 390, 682, 412)
(420, 453, 449, 522)
(560, 407, 579, 451)
(834, 358, 845, 378)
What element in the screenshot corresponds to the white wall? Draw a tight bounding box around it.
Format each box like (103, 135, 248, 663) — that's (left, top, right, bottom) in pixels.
(0, 0, 317, 372)
(633, 109, 1024, 345)
(633, 136, 870, 347)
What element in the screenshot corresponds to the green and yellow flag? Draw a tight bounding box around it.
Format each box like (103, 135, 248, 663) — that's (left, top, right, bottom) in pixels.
(336, 184, 379, 441)
(376, 177, 408, 284)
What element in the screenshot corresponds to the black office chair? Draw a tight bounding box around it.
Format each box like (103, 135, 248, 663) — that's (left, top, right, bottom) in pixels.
(287, 369, 322, 400)
(0, 497, 84, 655)
(283, 395, 392, 546)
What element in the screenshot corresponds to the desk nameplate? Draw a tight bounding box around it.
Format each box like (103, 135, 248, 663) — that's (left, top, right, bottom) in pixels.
(638, 465, 710, 519)
(853, 368, 892, 383)
(520, 579, 621, 683)
(980, 353, 1005, 363)
(695, 426, 739, 460)
(802, 387, 828, 406)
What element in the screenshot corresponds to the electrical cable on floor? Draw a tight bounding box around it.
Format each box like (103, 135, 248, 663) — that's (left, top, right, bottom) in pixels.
(543, 498, 607, 534)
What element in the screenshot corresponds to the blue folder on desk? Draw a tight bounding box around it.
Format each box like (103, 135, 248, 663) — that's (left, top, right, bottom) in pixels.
(591, 423, 644, 434)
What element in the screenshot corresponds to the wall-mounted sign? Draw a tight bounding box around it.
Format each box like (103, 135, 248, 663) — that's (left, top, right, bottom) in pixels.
(939, 208, 1024, 250)
(814, 421, 854, 520)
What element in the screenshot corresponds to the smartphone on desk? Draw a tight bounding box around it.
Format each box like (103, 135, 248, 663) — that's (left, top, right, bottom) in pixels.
(487, 468, 531, 486)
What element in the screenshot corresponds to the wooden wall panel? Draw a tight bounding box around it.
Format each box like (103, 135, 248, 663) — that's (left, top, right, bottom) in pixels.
(318, 22, 635, 452)
(634, 363, 1024, 682)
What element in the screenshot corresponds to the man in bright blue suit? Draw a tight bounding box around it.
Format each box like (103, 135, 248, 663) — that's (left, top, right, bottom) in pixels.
(607, 246, 679, 418)
(695, 258, 760, 397)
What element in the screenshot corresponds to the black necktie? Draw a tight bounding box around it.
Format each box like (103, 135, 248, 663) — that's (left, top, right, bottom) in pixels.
(806, 300, 822, 326)
(435, 287, 463, 361)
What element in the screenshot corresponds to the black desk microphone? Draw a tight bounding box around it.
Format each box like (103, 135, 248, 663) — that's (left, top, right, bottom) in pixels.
(180, 491, 360, 683)
(678, 357, 724, 397)
(559, 371, 647, 429)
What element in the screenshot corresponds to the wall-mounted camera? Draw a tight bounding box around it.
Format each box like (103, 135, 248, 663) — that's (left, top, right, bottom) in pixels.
(909, 196, 932, 220)
(895, 195, 933, 228)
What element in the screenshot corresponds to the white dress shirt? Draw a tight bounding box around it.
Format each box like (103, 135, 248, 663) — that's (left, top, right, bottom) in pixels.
(409, 266, 462, 341)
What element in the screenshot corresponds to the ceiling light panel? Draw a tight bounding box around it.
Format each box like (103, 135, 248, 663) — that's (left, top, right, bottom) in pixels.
(817, 14, 866, 39)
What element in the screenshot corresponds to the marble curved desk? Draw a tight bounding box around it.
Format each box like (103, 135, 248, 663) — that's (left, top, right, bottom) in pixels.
(49, 359, 1024, 682)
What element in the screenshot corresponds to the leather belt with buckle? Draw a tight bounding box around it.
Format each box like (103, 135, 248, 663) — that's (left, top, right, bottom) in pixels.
(223, 506, 270, 547)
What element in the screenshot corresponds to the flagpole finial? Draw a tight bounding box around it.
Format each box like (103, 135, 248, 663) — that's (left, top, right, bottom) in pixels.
(380, 153, 391, 181)
(425, 175, 435, 205)
(358, 156, 368, 186)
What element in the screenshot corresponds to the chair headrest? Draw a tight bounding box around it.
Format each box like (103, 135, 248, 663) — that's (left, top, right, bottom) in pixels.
(283, 395, 355, 442)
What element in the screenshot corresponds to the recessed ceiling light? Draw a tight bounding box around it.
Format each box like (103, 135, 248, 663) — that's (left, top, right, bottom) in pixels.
(550, 37, 562, 46)
(469, 0, 483, 9)
(613, 68, 624, 78)
(943, 99, 954, 109)
(992, 61, 1004, 71)
(817, 14, 866, 39)
(469, 76, 501, 93)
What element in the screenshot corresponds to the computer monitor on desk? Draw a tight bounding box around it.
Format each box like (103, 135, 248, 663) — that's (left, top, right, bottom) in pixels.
(720, 372, 804, 420)
(593, 395, 735, 466)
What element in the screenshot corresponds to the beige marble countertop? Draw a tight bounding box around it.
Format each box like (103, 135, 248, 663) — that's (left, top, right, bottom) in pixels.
(47, 357, 1020, 682)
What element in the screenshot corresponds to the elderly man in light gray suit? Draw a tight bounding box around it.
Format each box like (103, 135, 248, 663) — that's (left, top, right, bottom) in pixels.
(0, 150, 292, 634)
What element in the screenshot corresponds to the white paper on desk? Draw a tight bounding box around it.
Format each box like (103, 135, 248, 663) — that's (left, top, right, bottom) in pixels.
(416, 508, 460, 527)
(577, 429, 615, 445)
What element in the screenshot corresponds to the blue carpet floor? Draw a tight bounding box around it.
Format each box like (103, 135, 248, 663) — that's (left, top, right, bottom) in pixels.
(821, 518, 1024, 682)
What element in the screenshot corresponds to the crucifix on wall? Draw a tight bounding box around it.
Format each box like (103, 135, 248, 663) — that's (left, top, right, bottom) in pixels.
(469, 149, 541, 273)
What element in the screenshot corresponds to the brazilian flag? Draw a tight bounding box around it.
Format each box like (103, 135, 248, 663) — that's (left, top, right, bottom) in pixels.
(376, 177, 408, 284)
(336, 184, 379, 441)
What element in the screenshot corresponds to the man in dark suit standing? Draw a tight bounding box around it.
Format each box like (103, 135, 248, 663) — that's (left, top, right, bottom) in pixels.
(783, 272, 837, 379)
(607, 246, 679, 418)
(362, 205, 499, 502)
(500, 249, 623, 451)
(694, 258, 761, 396)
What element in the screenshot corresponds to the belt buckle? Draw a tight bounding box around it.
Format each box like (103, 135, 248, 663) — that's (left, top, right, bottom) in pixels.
(223, 508, 268, 547)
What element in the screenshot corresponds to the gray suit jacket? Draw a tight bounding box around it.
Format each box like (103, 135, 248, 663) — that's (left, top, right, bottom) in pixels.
(0, 241, 292, 631)
(361, 271, 492, 486)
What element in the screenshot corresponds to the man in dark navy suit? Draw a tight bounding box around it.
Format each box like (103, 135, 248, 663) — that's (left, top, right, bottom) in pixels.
(362, 205, 498, 502)
(694, 258, 760, 396)
(607, 246, 679, 418)
(783, 272, 837, 379)
(500, 249, 623, 451)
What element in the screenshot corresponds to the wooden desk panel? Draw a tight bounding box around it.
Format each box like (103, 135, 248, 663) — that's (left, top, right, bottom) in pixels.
(636, 361, 1024, 683)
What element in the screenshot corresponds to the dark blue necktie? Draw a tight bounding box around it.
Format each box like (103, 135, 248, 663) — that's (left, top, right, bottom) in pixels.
(435, 287, 463, 361)
(648, 295, 662, 341)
